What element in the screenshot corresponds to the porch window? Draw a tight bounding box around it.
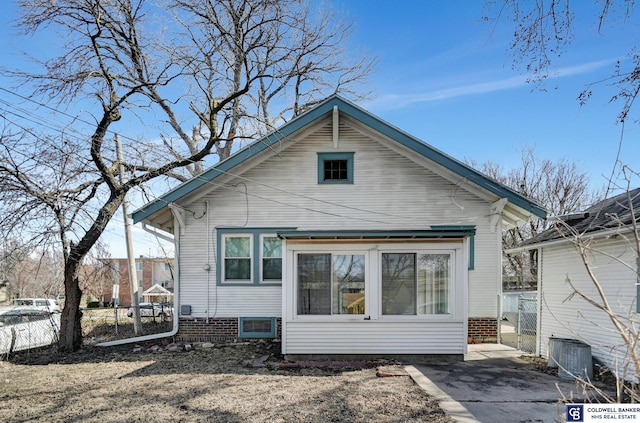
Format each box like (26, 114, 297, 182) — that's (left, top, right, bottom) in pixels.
(223, 235, 252, 282)
(297, 253, 365, 315)
(381, 253, 451, 315)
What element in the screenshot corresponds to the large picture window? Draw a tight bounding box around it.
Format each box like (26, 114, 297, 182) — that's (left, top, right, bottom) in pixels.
(381, 253, 451, 315)
(297, 253, 365, 315)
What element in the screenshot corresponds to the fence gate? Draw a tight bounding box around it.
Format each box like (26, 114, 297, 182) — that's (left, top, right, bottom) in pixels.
(517, 296, 537, 353)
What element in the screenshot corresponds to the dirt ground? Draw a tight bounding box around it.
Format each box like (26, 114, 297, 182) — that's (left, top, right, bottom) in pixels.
(0, 339, 454, 423)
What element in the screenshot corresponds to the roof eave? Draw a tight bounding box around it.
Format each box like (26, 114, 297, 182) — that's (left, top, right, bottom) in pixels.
(133, 95, 547, 225)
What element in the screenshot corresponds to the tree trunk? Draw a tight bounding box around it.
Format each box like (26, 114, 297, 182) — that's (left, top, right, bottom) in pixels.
(59, 259, 83, 352)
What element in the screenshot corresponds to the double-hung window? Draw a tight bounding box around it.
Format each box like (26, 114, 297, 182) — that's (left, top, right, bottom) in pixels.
(261, 235, 282, 282)
(218, 229, 289, 285)
(223, 235, 252, 282)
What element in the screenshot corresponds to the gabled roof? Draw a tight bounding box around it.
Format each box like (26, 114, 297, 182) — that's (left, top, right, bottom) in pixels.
(132, 95, 546, 227)
(142, 283, 172, 296)
(518, 188, 640, 248)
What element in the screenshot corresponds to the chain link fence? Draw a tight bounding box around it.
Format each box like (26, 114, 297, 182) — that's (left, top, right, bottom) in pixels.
(82, 305, 174, 344)
(517, 296, 537, 353)
(0, 309, 61, 358)
(1, 303, 174, 358)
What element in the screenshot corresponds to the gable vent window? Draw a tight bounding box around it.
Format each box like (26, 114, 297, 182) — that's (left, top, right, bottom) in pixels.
(325, 160, 348, 180)
(317, 152, 354, 184)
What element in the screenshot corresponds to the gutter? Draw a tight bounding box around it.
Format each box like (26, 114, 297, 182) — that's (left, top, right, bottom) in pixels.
(98, 209, 181, 347)
(505, 225, 636, 255)
(141, 223, 174, 243)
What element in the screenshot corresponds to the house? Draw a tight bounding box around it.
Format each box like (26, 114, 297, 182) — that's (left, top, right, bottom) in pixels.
(509, 188, 640, 378)
(132, 96, 545, 358)
(102, 257, 174, 307)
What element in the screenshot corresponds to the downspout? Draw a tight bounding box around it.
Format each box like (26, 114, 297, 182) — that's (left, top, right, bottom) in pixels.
(98, 211, 181, 347)
(206, 200, 210, 324)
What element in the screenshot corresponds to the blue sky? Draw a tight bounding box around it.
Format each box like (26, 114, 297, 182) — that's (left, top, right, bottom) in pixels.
(1, 1, 638, 258)
(337, 1, 638, 191)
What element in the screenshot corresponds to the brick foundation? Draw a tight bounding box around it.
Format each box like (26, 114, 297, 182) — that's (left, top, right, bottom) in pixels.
(467, 317, 498, 343)
(176, 316, 495, 344)
(176, 317, 282, 342)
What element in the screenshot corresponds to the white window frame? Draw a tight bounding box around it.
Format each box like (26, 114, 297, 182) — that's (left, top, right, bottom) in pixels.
(221, 233, 253, 284)
(292, 244, 370, 321)
(379, 248, 455, 321)
(287, 241, 463, 323)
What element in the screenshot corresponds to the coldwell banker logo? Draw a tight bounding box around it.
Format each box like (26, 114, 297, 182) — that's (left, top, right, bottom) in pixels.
(567, 404, 584, 422)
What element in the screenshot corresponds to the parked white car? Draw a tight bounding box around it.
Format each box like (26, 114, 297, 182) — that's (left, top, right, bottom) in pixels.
(0, 307, 61, 354)
(12, 298, 61, 313)
(127, 302, 172, 318)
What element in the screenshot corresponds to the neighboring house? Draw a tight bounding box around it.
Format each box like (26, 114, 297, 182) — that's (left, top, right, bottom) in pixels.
(510, 188, 640, 378)
(132, 96, 545, 358)
(102, 257, 174, 307)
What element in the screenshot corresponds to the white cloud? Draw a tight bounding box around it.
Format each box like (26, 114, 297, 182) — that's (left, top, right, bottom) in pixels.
(368, 59, 616, 110)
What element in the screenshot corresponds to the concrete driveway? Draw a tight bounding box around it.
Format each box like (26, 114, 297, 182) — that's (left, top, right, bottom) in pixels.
(406, 344, 583, 423)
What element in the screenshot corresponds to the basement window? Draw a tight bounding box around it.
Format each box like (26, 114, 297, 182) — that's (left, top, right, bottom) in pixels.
(238, 317, 276, 338)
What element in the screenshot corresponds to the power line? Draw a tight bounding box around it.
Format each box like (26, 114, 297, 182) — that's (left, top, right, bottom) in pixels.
(0, 86, 489, 238)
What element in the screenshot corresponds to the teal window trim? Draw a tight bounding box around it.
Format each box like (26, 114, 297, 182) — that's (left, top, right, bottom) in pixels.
(468, 235, 475, 271)
(317, 152, 354, 184)
(238, 317, 277, 338)
(216, 227, 295, 286)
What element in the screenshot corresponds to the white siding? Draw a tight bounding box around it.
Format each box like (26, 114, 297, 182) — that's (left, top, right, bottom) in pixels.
(539, 237, 638, 380)
(282, 241, 468, 354)
(468, 219, 501, 317)
(206, 286, 281, 316)
(285, 321, 465, 354)
(177, 117, 502, 339)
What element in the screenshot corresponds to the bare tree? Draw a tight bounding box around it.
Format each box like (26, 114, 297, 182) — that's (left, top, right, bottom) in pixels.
(0, 240, 30, 301)
(79, 242, 113, 306)
(484, 1, 639, 187)
(546, 174, 639, 401)
(469, 147, 600, 288)
(0, 0, 375, 351)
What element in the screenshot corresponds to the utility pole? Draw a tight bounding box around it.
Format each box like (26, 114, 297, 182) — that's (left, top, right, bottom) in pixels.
(116, 135, 143, 335)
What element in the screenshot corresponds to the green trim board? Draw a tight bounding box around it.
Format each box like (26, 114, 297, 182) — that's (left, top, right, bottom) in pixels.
(216, 227, 295, 286)
(276, 228, 476, 239)
(132, 95, 546, 226)
(317, 152, 354, 184)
